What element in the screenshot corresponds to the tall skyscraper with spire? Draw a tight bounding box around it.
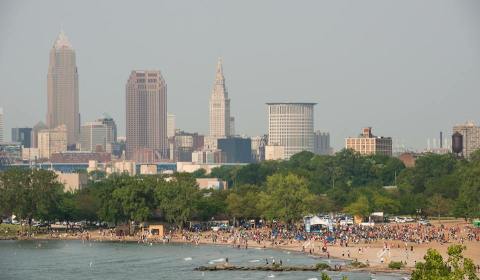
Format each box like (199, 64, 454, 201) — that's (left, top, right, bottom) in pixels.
(47, 30, 80, 147)
(209, 58, 231, 138)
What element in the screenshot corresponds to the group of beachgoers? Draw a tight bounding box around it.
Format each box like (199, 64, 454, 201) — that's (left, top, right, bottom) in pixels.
(180, 223, 479, 249)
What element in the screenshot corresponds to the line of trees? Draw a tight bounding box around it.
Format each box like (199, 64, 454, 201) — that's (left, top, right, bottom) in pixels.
(1, 149, 479, 227)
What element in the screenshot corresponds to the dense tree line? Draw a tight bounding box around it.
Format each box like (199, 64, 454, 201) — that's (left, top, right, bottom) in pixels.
(0, 149, 479, 226)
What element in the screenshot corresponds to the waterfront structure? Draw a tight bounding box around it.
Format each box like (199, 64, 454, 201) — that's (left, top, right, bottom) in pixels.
(314, 131, 333, 155)
(266, 103, 316, 159)
(167, 113, 176, 138)
(79, 121, 115, 152)
(209, 58, 231, 138)
(0, 108, 4, 143)
(345, 127, 392, 156)
(126, 70, 168, 162)
(11, 127, 32, 148)
(452, 121, 480, 158)
(218, 137, 252, 163)
(38, 125, 68, 159)
(47, 30, 80, 146)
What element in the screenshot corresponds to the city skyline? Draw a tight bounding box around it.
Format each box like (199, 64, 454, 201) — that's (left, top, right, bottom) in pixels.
(1, 1, 480, 150)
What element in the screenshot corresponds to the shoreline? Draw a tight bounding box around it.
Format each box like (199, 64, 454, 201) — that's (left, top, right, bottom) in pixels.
(1, 234, 415, 275)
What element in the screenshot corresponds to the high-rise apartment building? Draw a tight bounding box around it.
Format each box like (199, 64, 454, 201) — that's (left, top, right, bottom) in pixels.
(209, 58, 231, 138)
(38, 125, 68, 159)
(47, 30, 80, 146)
(167, 113, 176, 138)
(11, 127, 33, 148)
(266, 103, 316, 159)
(314, 131, 333, 155)
(453, 121, 480, 158)
(345, 127, 392, 156)
(0, 108, 4, 144)
(79, 121, 115, 152)
(126, 70, 168, 162)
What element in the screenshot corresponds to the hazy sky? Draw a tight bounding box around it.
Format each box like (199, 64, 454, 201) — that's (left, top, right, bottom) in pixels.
(1, 0, 479, 150)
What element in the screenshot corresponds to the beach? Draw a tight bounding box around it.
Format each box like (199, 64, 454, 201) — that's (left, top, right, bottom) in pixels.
(5, 219, 479, 275)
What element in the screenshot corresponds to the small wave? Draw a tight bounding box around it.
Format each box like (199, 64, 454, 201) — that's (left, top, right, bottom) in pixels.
(307, 278, 318, 280)
(208, 258, 225, 264)
(267, 274, 275, 278)
(249, 259, 260, 263)
(184, 257, 192, 261)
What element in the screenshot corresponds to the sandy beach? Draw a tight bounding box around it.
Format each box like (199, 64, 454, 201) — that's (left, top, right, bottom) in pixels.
(7, 219, 480, 275)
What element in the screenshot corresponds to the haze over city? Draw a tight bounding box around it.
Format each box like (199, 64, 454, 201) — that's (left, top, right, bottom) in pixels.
(1, 0, 480, 150)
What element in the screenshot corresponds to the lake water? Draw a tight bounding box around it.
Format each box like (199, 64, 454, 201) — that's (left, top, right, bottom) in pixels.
(0, 240, 407, 280)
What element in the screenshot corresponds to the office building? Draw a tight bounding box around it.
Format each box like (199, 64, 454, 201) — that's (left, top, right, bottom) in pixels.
(47, 30, 80, 146)
(192, 149, 225, 164)
(453, 121, 480, 158)
(173, 131, 204, 162)
(167, 113, 176, 138)
(345, 127, 392, 156)
(126, 70, 168, 162)
(251, 135, 268, 162)
(98, 115, 117, 143)
(266, 102, 315, 159)
(265, 145, 285, 160)
(31, 121, 48, 148)
(38, 125, 68, 159)
(79, 121, 115, 152)
(314, 131, 333, 155)
(218, 137, 252, 163)
(209, 58, 231, 138)
(11, 127, 33, 148)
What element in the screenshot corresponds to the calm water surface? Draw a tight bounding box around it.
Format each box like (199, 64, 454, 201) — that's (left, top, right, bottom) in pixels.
(0, 240, 407, 280)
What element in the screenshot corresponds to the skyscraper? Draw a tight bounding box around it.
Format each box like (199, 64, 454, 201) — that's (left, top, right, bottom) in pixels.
(314, 131, 333, 155)
(79, 121, 114, 152)
(11, 127, 33, 148)
(47, 30, 80, 146)
(209, 58, 231, 138)
(38, 125, 68, 159)
(167, 113, 176, 138)
(0, 108, 4, 144)
(126, 70, 167, 162)
(266, 103, 316, 159)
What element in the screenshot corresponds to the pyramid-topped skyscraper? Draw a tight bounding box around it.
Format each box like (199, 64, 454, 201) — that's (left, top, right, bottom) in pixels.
(209, 58, 231, 138)
(47, 30, 80, 147)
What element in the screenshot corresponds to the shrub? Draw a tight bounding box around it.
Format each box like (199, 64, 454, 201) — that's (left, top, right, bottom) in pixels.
(316, 262, 331, 270)
(388, 261, 405, 270)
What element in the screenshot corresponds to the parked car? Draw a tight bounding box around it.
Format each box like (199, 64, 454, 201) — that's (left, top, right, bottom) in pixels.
(418, 219, 431, 226)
